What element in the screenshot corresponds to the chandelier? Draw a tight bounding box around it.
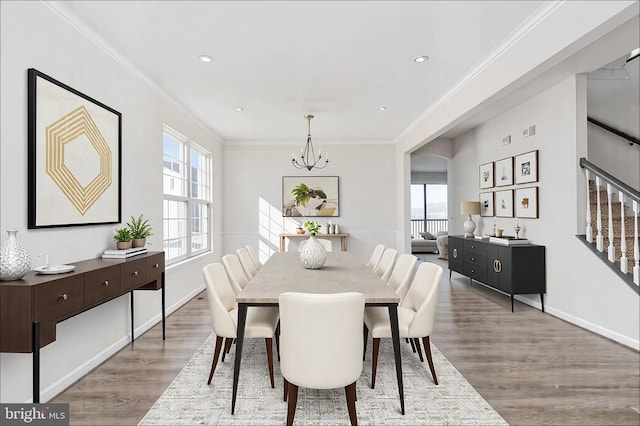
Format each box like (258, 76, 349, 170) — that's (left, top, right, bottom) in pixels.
(292, 114, 329, 171)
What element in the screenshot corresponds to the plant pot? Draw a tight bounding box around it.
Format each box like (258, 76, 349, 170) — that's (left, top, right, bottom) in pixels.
(116, 241, 132, 250)
(132, 238, 146, 248)
(299, 236, 327, 269)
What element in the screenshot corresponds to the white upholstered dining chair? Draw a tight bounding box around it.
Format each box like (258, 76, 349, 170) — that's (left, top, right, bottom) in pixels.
(366, 244, 385, 270)
(202, 263, 279, 387)
(299, 238, 332, 252)
(245, 244, 263, 270)
(279, 292, 365, 426)
(363, 262, 443, 388)
(385, 253, 418, 302)
(236, 247, 258, 278)
(222, 253, 250, 294)
(373, 248, 397, 282)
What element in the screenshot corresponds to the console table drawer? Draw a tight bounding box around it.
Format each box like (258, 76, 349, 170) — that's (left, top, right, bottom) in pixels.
(464, 252, 485, 267)
(144, 253, 164, 289)
(85, 265, 122, 306)
(35, 275, 84, 322)
(463, 263, 486, 282)
(464, 240, 486, 255)
(121, 258, 146, 291)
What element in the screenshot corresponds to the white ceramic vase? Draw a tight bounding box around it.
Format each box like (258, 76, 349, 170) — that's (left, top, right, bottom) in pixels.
(300, 236, 327, 269)
(0, 230, 32, 281)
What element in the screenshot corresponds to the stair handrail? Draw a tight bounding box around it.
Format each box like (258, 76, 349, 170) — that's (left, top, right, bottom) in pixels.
(579, 158, 640, 203)
(587, 116, 640, 146)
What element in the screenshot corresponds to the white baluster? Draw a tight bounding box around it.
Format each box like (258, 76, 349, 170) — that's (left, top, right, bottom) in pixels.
(585, 170, 592, 243)
(607, 184, 615, 262)
(596, 177, 603, 252)
(633, 200, 639, 286)
(619, 193, 627, 274)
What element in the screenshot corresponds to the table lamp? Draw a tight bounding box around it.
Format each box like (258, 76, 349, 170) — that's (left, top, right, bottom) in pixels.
(460, 201, 481, 238)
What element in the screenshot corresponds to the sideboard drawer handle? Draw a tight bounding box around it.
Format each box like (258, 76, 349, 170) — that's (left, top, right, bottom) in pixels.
(471, 269, 475, 273)
(61, 293, 68, 301)
(453, 248, 458, 258)
(471, 245, 476, 249)
(154, 263, 159, 268)
(103, 280, 109, 287)
(132, 271, 138, 276)
(471, 257, 475, 261)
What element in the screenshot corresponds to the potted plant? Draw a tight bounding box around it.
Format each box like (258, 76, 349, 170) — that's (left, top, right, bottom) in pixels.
(127, 214, 153, 247)
(114, 227, 133, 250)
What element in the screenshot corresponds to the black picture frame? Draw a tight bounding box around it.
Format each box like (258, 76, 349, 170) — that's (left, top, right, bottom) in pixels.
(28, 69, 122, 229)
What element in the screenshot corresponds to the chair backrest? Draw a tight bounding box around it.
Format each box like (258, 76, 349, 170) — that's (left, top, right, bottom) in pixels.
(245, 244, 263, 270)
(366, 244, 385, 270)
(236, 247, 258, 278)
(279, 292, 365, 389)
(373, 248, 397, 282)
(222, 253, 249, 294)
(299, 238, 332, 252)
(386, 253, 418, 301)
(202, 263, 237, 338)
(401, 262, 443, 338)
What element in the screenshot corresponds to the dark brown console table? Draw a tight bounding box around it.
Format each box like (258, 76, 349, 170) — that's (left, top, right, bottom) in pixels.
(448, 236, 545, 312)
(0, 251, 165, 403)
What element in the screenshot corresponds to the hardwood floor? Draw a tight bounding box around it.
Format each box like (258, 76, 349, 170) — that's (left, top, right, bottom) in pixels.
(52, 256, 640, 425)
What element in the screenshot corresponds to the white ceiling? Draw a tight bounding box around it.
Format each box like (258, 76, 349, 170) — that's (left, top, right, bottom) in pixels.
(56, 0, 545, 143)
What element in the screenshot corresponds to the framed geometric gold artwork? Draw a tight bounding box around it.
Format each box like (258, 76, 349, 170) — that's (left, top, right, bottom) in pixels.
(28, 69, 122, 228)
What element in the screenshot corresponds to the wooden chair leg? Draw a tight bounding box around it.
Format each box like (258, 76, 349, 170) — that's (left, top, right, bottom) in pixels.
(221, 337, 233, 362)
(362, 324, 368, 361)
(422, 336, 438, 385)
(207, 336, 224, 385)
(286, 383, 299, 426)
(409, 337, 416, 353)
(283, 377, 288, 401)
(371, 338, 380, 389)
(265, 338, 275, 388)
(345, 382, 358, 426)
(413, 338, 424, 362)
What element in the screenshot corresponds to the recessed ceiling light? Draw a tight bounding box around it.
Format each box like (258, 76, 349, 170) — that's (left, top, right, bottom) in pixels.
(414, 56, 429, 63)
(378, 106, 387, 111)
(235, 107, 244, 112)
(199, 55, 212, 63)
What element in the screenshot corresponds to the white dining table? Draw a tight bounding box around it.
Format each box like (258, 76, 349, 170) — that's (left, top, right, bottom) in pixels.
(231, 251, 406, 415)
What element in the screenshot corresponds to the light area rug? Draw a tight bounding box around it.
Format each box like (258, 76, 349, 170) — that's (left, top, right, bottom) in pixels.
(139, 333, 507, 425)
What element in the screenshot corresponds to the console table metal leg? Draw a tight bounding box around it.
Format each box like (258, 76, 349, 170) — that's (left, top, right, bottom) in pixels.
(32, 321, 40, 403)
(387, 304, 405, 415)
(231, 304, 248, 414)
(540, 293, 544, 312)
(511, 294, 514, 312)
(161, 272, 166, 340)
(130, 291, 135, 343)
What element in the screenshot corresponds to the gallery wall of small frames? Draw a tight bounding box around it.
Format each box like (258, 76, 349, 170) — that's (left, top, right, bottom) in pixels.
(479, 150, 538, 219)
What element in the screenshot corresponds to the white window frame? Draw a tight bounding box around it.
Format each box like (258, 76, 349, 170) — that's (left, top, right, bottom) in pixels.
(163, 125, 212, 264)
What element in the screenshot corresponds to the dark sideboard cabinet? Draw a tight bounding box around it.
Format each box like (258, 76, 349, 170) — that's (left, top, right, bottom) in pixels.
(448, 236, 546, 312)
(0, 251, 166, 403)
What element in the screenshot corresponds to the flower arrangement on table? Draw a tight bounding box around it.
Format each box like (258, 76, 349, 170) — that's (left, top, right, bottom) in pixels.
(303, 220, 322, 237)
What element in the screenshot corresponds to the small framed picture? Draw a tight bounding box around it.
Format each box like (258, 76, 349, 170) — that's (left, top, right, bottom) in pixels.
(479, 192, 494, 217)
(494, 157, 514, 187)
(515, 150, 538, 184)
(479, 162, 494, 189)
(515, 187, 539, 218)
(495, 190, 514, 217)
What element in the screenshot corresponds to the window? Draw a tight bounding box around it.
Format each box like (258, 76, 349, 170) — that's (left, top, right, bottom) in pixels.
(410, 184, 448, 235)
(163, 126, 212, 263)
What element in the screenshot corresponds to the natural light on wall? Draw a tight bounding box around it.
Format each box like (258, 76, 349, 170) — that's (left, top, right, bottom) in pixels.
(258, 197, 302, 262)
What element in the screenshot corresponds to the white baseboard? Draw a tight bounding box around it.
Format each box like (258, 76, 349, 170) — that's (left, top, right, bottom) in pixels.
(36, 284, 206, 403)
(515, 295, 640, 351)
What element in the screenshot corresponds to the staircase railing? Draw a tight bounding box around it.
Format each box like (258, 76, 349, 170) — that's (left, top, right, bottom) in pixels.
(580, 157, 639, 287)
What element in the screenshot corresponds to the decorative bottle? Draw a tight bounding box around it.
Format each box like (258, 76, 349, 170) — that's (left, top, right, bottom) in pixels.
(0, 230, 32, 281)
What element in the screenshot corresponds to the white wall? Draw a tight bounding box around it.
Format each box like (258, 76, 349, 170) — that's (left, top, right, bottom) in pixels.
(0, 1, 221, 402)
(587, 124, 640, 189)
(449, 75, 639, 348)
(222, 143, 396, 262)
